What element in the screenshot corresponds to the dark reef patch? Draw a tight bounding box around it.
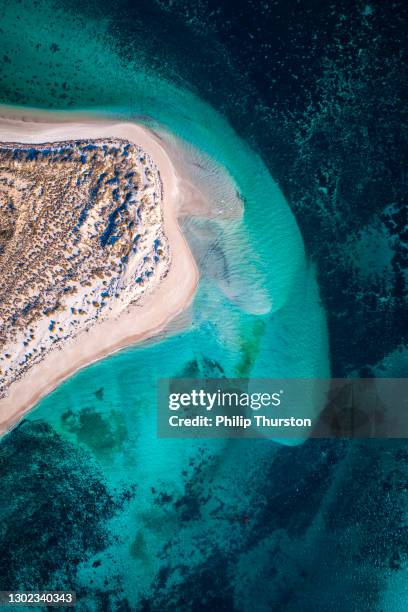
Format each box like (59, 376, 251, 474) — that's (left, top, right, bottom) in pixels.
(251, 439, 349, 539)
(145, 439, 408, 611)
(0, 420, 133, 591)
(146, 554, 235, 612)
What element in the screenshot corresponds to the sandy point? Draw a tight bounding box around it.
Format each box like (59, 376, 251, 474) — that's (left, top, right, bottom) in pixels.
(0, 107, 202, 435)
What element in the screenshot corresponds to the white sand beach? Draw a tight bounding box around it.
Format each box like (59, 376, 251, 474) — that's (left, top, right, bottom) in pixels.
(0, 108, 202, 434)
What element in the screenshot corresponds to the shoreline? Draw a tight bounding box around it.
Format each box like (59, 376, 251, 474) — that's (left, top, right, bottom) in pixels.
(0, 108, 200, 435)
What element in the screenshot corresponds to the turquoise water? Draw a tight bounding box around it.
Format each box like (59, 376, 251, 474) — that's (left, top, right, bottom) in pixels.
(0, 0, 330, 606)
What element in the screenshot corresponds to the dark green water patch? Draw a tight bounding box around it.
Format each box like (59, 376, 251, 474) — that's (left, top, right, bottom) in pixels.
(235, 318, 266, 377)
(94, 386, 104, 401)
(178, 356, 225, 378)
(60, 407, 127, 458)
(129, 531, 150, 562)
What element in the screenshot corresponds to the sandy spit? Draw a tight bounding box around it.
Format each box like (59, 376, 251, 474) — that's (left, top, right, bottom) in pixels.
(0, 107, 202, 434)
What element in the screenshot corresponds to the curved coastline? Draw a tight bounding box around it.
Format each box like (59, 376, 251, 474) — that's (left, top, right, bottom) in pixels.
(0, 109, 201, 434)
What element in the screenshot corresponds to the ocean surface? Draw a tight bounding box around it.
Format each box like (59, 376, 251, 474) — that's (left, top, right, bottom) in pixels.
(0, 0, 406, 610)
